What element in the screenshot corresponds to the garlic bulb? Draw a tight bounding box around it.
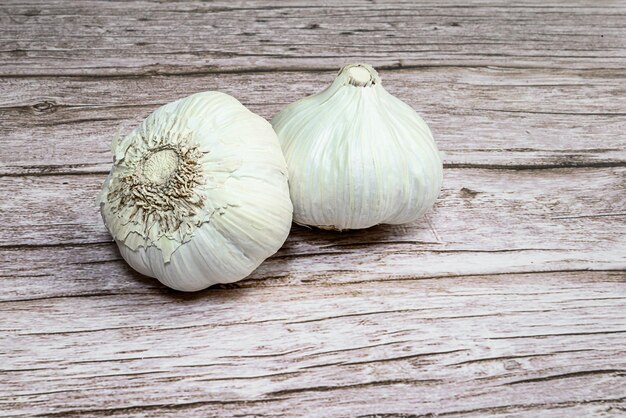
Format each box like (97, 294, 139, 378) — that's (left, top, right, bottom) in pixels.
(98, 92, 293, 291)
(271, 63, 443, 230)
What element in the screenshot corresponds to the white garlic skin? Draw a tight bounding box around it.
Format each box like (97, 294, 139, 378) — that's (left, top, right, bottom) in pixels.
(271, 64, 443, 230)
(98, 92, 293, 291)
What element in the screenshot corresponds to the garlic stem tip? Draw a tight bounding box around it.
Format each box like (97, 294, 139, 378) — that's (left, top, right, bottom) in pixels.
(347, 66, 372, 85)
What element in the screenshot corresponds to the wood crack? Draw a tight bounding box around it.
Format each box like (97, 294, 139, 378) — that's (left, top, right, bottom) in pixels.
(505, 369, 626, 385)
(443, 161, 626, 170)
(413, 397, 626, 417)
(267, 378, 443, 397)
(3, 161, 625, 178)
(343, 269, 626, 286)
(448, 349, 596, 366)
(550, 212, 626, 220)
(36, 397, 290, 416)
(4, 63, 625, 79)
(475, 108, 626, 116)
(285, 308, 441, 325)
(340, 350, 469, 367)
(489, 329, 626, 340)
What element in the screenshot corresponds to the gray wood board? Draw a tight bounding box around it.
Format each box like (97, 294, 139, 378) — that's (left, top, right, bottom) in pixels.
(1, 1, 625, 75)
(1, 0, 625, 416)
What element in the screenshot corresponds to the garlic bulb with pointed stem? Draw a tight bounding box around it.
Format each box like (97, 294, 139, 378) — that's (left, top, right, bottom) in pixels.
(271, 63, 443, 231)
(98, 92, 293, 291)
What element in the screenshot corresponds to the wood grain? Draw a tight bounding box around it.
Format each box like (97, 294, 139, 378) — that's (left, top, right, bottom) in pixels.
(1, 167, 625, 298)
(1, 272, 625, 416)
(2, 68, 626, 177)
(1, 0, 625, 416)
(1, 0, 625, 76)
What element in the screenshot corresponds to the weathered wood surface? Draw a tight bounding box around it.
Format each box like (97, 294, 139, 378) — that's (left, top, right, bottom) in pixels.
(2, 68, 626, 177)
(1, 0, 625, 416)
(1, 0, 625, 75)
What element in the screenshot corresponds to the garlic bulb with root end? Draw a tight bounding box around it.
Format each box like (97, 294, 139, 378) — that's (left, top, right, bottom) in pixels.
(98, 92, 293, 291)
(271, 63, 443, 231)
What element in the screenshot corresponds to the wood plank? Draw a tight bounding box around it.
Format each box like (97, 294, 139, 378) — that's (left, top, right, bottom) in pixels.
(1, 1, 625, 76)
(1, 68, 625, 176)
(1, 1, 625, 416)
(1, 271, 624, 416)
(1, 167, 624, 301)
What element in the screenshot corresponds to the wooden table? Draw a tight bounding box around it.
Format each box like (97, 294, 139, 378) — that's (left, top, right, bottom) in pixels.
(2, 1, 625, 416)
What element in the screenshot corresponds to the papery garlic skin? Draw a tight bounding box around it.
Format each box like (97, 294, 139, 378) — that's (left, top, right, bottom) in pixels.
(271, 64, 443, 230)
(98, 92, 293, 291)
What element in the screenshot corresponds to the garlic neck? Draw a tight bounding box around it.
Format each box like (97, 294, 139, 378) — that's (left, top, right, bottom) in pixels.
(340, 63, 381, 87)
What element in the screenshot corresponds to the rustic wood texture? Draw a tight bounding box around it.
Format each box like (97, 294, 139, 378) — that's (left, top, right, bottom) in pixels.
(1, 0, 625, 416)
